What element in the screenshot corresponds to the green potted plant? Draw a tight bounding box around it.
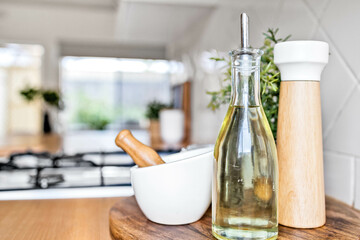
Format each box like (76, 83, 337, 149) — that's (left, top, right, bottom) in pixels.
(145, 101, 169, 146)
(207, 28, 290, 139)
(76, 106, 111, 130)
(74, 95, 112, 130)
(20, 87, 63, 134)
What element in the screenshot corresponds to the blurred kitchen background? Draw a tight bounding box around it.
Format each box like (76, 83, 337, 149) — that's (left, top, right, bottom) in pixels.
(0, 0, 359, 209)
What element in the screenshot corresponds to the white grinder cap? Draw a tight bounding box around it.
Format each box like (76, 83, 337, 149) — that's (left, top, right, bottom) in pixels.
(274, 41, 329, 81)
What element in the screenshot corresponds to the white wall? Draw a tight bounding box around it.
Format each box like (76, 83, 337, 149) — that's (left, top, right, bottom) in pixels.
(168, 0, 360, 208)
(0, 2, 117, 88)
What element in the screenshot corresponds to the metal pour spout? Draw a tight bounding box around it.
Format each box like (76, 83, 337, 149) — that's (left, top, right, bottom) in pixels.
(240, 13, 249, 49)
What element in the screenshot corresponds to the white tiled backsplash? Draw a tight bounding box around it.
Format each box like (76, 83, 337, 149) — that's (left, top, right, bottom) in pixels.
(355, 159, 360, 209)
(324, 152, 355, 205)
(168, 0, 360, 208)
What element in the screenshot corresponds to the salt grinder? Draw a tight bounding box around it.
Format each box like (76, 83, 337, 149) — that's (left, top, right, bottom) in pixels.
(274, 41, 329, 228)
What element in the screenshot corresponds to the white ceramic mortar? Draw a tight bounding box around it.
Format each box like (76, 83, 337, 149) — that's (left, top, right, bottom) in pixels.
(130, 147, 213, 225)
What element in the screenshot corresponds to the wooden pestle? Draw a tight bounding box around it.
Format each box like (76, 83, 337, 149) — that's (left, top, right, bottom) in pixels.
(115, 129, 165, 167)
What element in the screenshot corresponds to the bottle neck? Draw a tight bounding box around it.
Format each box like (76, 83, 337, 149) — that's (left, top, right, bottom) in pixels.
(230, 55, 261, 107)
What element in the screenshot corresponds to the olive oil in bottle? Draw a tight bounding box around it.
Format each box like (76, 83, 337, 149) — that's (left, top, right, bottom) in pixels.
(212, 13, 278, 240)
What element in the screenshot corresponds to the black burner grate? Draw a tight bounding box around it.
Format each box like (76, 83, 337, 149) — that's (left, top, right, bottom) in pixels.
(0, 150, 177, 190)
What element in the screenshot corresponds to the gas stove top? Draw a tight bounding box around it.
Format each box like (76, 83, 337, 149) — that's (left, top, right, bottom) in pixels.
(0, 150, 175, 192)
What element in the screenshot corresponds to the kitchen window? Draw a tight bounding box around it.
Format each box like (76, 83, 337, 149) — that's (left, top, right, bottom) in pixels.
(60, 57, 173, 132)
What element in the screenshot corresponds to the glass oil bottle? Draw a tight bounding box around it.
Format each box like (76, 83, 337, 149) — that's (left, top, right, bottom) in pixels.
(212, 13, 278, 240)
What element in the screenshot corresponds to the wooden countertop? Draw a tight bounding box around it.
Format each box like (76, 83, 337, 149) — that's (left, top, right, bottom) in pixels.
(0, 134, 62, 156)
(1, 196, 359, 240)
(0, 197, 119, 240)
(0, 132, 183, 157)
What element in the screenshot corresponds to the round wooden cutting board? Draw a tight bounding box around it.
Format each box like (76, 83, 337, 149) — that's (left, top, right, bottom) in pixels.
(109, 196, 360, 240)
(109, 197, 212, 240)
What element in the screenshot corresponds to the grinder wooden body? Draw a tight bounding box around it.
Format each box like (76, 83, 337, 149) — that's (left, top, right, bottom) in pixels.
(274, 40, 329, 228)
(277, 81, 325, 228)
